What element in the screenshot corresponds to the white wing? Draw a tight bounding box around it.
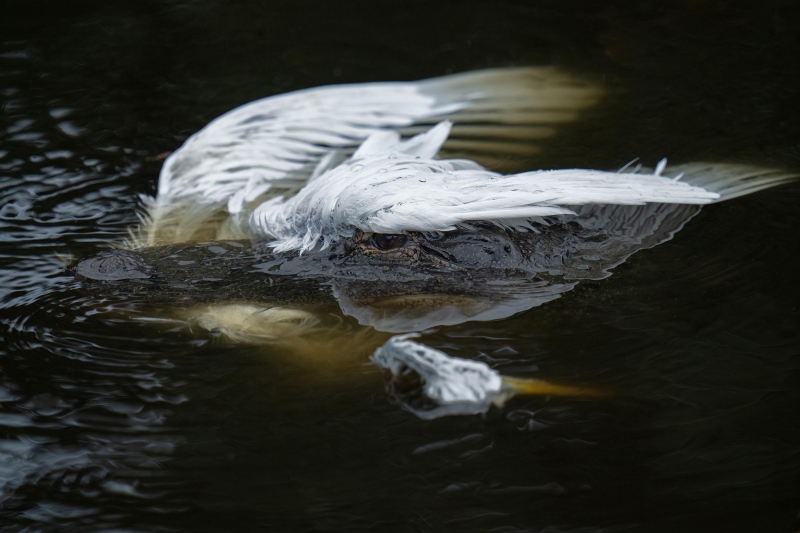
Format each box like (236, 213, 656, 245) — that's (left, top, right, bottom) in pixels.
(157, 67, 603, 203)
(250, 123, 719, 252)
(129, 67, 603, 247)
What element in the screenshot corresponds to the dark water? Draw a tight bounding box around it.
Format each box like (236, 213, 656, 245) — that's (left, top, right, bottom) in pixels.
(2, 1, 799, 531)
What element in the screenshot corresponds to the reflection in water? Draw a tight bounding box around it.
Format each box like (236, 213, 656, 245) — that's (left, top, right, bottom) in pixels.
(2, 2, 800, 532)
(332, 199, 707, 333)
(335, 278, 575, 333)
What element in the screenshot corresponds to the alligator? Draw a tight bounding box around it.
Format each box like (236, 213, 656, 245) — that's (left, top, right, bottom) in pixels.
(67, 67, 797, 418)
(67, 200, 718, 418)
(71, 201, 701, 332)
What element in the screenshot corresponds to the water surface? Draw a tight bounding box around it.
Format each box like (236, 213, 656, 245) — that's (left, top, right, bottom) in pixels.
(1, 2, 799, 531)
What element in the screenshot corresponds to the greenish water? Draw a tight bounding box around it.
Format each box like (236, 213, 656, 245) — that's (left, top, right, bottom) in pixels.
(1, 2, 799, 531)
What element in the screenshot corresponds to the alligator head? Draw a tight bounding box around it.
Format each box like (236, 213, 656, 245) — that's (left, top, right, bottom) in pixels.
(70, 202, 701, 334)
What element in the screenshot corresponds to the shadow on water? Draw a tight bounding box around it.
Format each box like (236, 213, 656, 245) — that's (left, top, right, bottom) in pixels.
(1, 1, 800, 532)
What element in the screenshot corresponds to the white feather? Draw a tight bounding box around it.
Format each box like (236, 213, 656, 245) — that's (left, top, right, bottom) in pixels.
(250, 123, 727, 253)
(373, 334, 507, 419)
(131, 69, 796, 251)
(156, 67, 602, 207)
(130, 67, 604, 247)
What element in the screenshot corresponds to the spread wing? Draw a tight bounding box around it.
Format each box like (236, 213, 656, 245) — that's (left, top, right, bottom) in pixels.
(129, 67, 604, 247)
(252, 122, 796, 253)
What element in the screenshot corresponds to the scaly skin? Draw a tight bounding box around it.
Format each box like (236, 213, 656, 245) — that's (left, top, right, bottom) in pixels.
(70, 221, 596, 303)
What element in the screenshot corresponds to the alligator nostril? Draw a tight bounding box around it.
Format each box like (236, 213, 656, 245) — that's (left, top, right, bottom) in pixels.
(72, 250, 153, 281)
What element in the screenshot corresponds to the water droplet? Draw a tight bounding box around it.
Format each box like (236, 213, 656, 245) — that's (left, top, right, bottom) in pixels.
(351, 164, 364, 172)
(378, 168, 387, 173)
(418, 178, 427, 182)
(388, 153, 398, 159)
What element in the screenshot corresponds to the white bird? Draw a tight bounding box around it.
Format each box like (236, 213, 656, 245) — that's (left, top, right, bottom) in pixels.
(130, 67, 606, 247)
(130, 67, 793, 255)
(122, 67, 796, 418)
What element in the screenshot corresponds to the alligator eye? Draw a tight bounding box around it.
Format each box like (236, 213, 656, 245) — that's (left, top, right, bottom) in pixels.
(369, 233, 408, 251)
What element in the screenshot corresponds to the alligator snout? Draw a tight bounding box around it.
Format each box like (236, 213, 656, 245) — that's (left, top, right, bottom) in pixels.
(72, 249, 154, 281)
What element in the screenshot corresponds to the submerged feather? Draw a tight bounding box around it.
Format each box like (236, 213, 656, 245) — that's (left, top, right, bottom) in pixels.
(132, 69, 797, 253)
(373, 334, 508, 419)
